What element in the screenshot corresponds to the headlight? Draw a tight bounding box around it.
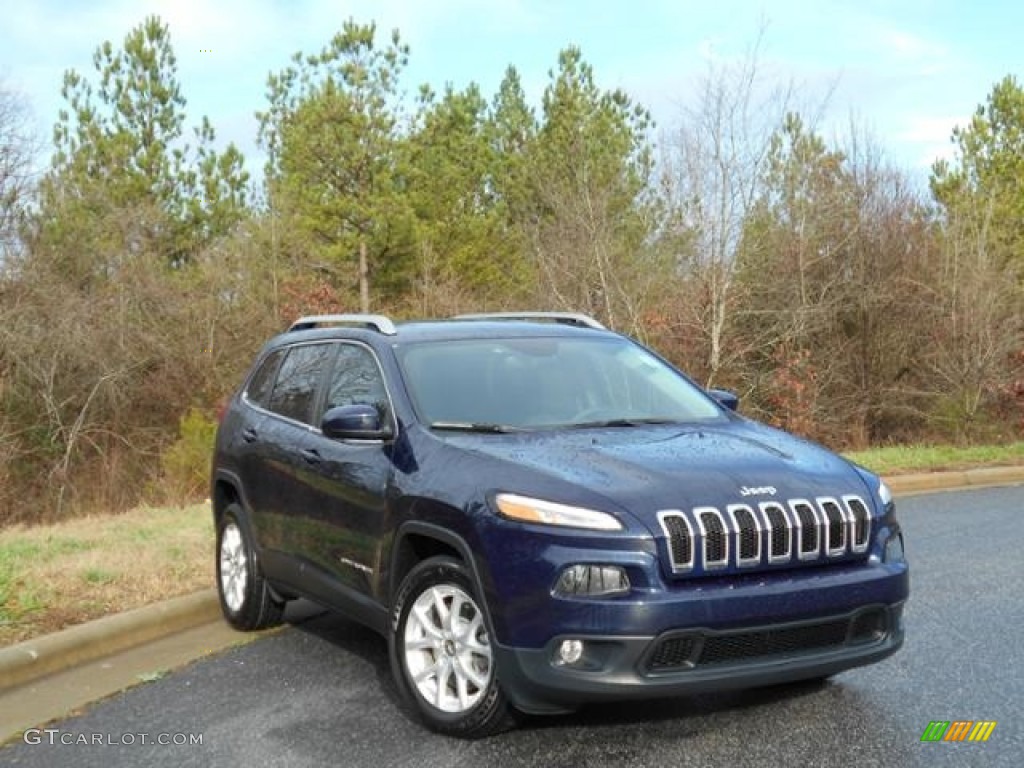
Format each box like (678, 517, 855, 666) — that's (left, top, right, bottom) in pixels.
(878, 479, 893, 507)
(495, 493, 623, 531)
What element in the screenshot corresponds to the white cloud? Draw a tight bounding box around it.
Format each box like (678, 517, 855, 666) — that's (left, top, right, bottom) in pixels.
(850, 12, 956, 79)
(898, 114, 961, 144)
(897, 114, 962, 167)
(876, 27, 947, 61)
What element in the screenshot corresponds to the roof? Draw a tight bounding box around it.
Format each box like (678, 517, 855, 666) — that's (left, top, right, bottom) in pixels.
(277, 312, 613, 345)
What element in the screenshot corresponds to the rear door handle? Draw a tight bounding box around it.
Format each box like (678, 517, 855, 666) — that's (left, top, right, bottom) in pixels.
(242, 427, 258, 443)
(301, 448, 322, 465)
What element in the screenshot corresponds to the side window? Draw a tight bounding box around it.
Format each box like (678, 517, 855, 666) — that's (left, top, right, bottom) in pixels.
(245, 349, 284, 408)
(266, 344, 334, 424)
(323, 345, 389, 421)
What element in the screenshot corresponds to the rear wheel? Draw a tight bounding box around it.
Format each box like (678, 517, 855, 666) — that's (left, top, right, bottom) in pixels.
(389, 556, 514, 738)
(216, 504, 284, 631)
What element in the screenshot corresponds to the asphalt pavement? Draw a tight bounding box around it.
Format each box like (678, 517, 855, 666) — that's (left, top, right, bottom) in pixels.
(2, 485, 1022, 767)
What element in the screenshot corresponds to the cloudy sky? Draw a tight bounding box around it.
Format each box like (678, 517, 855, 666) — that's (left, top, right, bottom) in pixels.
(2, 0, 1019, 182)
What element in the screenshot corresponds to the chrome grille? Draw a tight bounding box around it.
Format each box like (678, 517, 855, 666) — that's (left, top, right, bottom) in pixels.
(659, 495, 873, 574)
(697, 508, 728, 569)
(728, 505, 760, 565)
(792, 501, 820, 559)
(658, 512, 694, 570)
(845, 496, 871, 552)
(760, 502, 791, 562)
(821, 499, 846, 555)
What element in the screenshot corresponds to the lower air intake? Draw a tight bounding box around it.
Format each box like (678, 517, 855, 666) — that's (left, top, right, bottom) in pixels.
(645, 608, 889, 672)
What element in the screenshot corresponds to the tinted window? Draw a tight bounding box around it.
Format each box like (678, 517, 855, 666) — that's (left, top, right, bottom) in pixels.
(245, 349, 284, 408)
(323, 345, 389, 421)
(267, 344, 333, 424)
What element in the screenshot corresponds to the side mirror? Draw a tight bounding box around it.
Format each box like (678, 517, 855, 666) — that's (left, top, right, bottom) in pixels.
(708, 388, 739, 412)
(321, 404, 392, 440)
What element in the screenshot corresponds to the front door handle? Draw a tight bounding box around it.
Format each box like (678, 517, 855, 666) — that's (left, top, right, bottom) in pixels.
(242, 427, 258, 443)
(301, 448, 322, 465)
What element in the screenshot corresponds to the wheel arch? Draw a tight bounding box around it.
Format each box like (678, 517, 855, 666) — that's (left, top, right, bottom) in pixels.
(211, 470, 286, 631)
(211, 470, 265, 563)
(211, 469, 250, 527)
(389, 521, 481, 605)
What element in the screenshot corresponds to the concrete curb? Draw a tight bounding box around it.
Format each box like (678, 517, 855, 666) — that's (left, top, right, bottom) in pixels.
(0, 588, 219, 692)
(886, 465, 1024, 495)
(1, 466, 1022, 693)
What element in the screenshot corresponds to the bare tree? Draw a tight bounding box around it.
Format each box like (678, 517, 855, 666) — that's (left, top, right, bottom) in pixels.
(661, 35, 796, 384)
(0, 83, 41, 515)
(922, 197, 1024, 441)
(823, 125, 934, 445)
(731, 117, 935, 445)
(0, 82, 39, 267)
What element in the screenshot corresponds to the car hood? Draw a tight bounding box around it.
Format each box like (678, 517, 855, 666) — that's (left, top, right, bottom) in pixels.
(437, 419, 871, 526)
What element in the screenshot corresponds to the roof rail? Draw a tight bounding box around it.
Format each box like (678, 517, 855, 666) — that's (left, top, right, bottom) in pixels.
(453, 312, 606, 330)
(288, 314, 398, 336)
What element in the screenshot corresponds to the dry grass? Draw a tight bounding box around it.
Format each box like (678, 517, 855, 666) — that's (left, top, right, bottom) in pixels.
(0, 504, 212, 646)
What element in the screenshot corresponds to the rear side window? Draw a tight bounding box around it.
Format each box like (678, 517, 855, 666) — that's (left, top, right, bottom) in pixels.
(266, 344, 334, 424)
(245, 349, 284, 408)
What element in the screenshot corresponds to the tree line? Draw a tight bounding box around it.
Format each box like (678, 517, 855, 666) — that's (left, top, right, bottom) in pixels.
(0, 16, 1021, 523)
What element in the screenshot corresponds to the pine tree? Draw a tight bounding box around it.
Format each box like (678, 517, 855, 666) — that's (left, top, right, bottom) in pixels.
(259, 20, 412, 312)
(37, 15, 248, 273)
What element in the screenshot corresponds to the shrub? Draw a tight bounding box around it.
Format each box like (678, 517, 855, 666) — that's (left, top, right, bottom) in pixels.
(159, 408, 218, 504)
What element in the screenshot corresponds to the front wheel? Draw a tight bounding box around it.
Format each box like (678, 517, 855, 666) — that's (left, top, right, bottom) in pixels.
(389, 556, 514, 738)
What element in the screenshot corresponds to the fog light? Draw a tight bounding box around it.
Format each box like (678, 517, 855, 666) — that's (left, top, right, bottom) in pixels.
(884, 531, 905, 563)
(557, 639, 584, 665)
(554, 564, 630, 597)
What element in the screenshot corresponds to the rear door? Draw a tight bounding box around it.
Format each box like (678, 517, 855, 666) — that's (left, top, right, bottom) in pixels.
(233, 347, 284, 527)
(250, 342, 336, 570)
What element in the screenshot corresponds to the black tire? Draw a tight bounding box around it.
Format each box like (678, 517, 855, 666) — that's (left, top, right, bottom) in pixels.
(215, 503, 285, 631)
(389, 556, 515, 738)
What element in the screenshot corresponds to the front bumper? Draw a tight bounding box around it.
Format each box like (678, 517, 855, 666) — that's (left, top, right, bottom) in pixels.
(494, 602, 905, 714)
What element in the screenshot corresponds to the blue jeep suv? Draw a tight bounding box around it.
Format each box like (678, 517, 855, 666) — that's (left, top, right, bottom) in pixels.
(211, 312, 908, 737)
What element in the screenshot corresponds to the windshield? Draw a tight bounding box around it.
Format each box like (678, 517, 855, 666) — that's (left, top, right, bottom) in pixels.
(396, 336, 723, 430)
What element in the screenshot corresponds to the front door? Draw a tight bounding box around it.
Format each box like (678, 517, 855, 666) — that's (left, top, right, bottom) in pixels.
(293, 343, 393, 600)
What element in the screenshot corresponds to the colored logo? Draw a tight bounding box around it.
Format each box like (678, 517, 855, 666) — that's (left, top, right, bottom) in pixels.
(920, 720, 996, 742)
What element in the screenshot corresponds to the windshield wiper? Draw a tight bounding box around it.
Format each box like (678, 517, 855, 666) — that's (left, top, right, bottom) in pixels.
(566, 418, 679, 429)
(429, 421, 524, 433)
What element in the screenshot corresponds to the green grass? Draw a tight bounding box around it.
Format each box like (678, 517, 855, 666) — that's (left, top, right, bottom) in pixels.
(0, 557, 46, 629)
(82, 568, 117, 585)
(843, 441, 1024, 476)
